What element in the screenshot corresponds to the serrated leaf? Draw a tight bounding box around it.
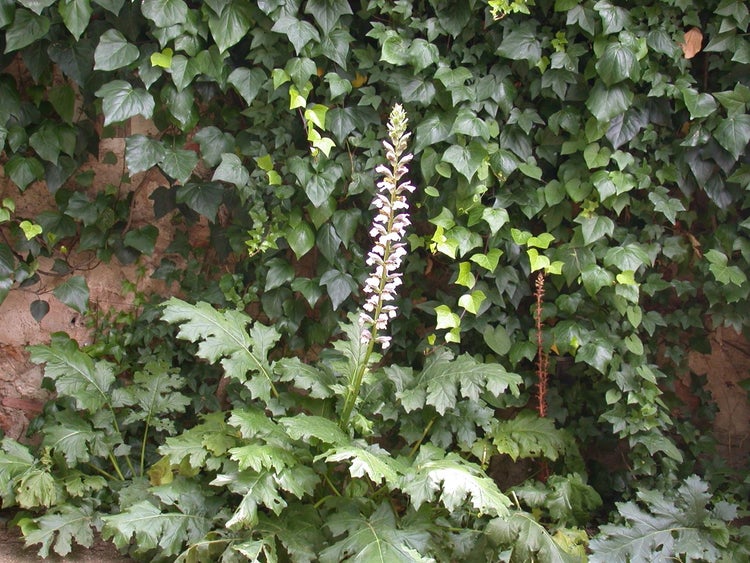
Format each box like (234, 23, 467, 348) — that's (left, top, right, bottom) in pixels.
(490, 411, 568, 461)
(95, 80, 155, 126)
(21, 503, 95, 558)
(279, 414, 349, 445)
(486, 511, 582, 563)
(320, 502, 432, 563)
(163, 298, 280, 401)
(404, 447, 510, 517)
(102, 500, 212, 558)
(93, 29, 139, 71)
(398, 348, 522, 415)
(42, 411, 104, 466)
(322, 443, 402, 485)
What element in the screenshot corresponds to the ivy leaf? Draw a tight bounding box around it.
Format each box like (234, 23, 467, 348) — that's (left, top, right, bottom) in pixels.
(648, 186, 685, 224)
(160, 147, 198, 184)
(606, 107, 648, 149)
(51, 275, 89, 313)
(596, 42, 638, 86)
(305, 0, 353, 35)
(490, 411, 568, 462)
(20, 503, 95, 558)
(208, 2, 252, 53)
(212, 153, 249, 188)
(4, 8, 49, 52)
(228, 67, 266, 106)
(398, 348, 522, 415)
(319, 28, 352, 68)
(320, 269, 357, 310)
(320, 502, 432, 563)
(193, 126, 235, 167)
(141, 0, 187, 28)
(413, 110, 455, 154)
(714, 114, 750, 159)
(95, 80, 155, 126)
(682, 88, 718, 119)
(5, 155, 44, 191)
(603, 243, 651, 271)
(271, 15, 321, 55)
(497, 23, 542, 65)
(93, 29, 139, 71)
(594, 0, 630, 34)
(125, 134, 165, 174)
(102, 500, 212, 558)
(586, 82, 633, 123)
(162, 298, 280, 401)
(576, 214, 614, 245)
(176, 182, 224, 222)
(123, 225, 159, 255)
(442, 142, 487, 182)
(59, 0, 92, 41)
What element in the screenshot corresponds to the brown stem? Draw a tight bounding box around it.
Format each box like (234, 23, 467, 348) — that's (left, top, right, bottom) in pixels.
(535, 271, 548, 418)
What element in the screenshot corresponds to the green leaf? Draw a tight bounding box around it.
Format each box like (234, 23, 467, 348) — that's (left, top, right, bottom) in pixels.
(271, 15, 321, 55)
(458, 290, 486, 315)
(58, 0, 92, 41)
(280, 414, 348, 445)
(49, 84, 76, 123)
(484, 325, 511, 356)
(490, 411, 568, 461)
(487, 511, 583, 563)
(682, 88, 718, 119)
(142, 0, 187, 28)
(648, 186, 685, 224)
(176, 182, 224, 222)
(322, 444, 402, 486)
(93, 29, 139, 71)
(594, 0, 630, 34)
(398, 349, 521, 415)
(714, 114, 750, 159)
(212, 153, 249, 187)
(20, 504, 96, 558)
(287, 221, 315, 259)
(125, 134, 166, 174)
(304, 0, 352, 34)
(208, 2, 252, 53)
(403, 447, 510, 517)
(320, 502, 432, 563)
(95, 81, 155, 126)
(590, 476, 736, 562)
(596, 41, 638, 86)
(5, 155, 44, 191)
(576, 215, 614, 245)
(603, 243, 651, 271)
(319, 269, 356, 310)
(29, 333, 114, 412)
(586, 82, 633, 123)
(228, 67, 266, 106)
(102, 500, 211, 558)
(52, 276, 89, 313)
(4, 9, 49, 53)
(194, 126, 235, 168)
(442, 142, 487, 181)
(160, 147, 198, 184)
(123, 225, 159, 255)
(497, 23, 542, 65)
(162, 298, 280, 401)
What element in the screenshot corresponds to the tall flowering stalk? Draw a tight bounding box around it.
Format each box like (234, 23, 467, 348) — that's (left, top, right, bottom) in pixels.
(339, 104, 415, 430)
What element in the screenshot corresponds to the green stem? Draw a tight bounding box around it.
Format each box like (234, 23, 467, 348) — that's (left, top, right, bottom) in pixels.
(107, 452, 126, 481)
(140, 421, 150, 477)
(338, 337, 376, 430)
(87, 462, 119, 481)
(408, 416, 436, 458)
(323, 472, 342, 497)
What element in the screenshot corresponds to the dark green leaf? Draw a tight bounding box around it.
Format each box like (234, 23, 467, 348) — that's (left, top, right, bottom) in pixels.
(142, 0, 187, 27)
(304, 0, 352, 34)
(58, 0, 92, 41)
(124, 225, 159, 255)
(286, 222, 315, 259)
(176, 182, 224, 222)
(193, 126, 235, 167)
(208, 2, 252, 53)
(160, 147, 198, 184)
(93, 29, 139, 71)
(4, 9, 49, 53)
(586, 82, 633, 123)
(442, 142, 487, 181)
(5, 155, 44, 191)
(596, 42, 638, 86)
(497, 24, 541, 65)
(52, 276, 89, 313)
(30, 299, 49, 322)
(212, 153, 249, 187)
(319, 269, 356, 310)
(271, 15, 321, 55)
(714, 114, 750, 159)
(125, 135, 165, 175)
(228, 67, 266, 106)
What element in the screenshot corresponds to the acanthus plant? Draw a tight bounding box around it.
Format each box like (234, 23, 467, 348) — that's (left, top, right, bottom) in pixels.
(0, 105, 744, 562)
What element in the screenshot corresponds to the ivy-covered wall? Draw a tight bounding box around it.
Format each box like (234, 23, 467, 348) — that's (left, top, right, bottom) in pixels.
(0, 0, 749, 560)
